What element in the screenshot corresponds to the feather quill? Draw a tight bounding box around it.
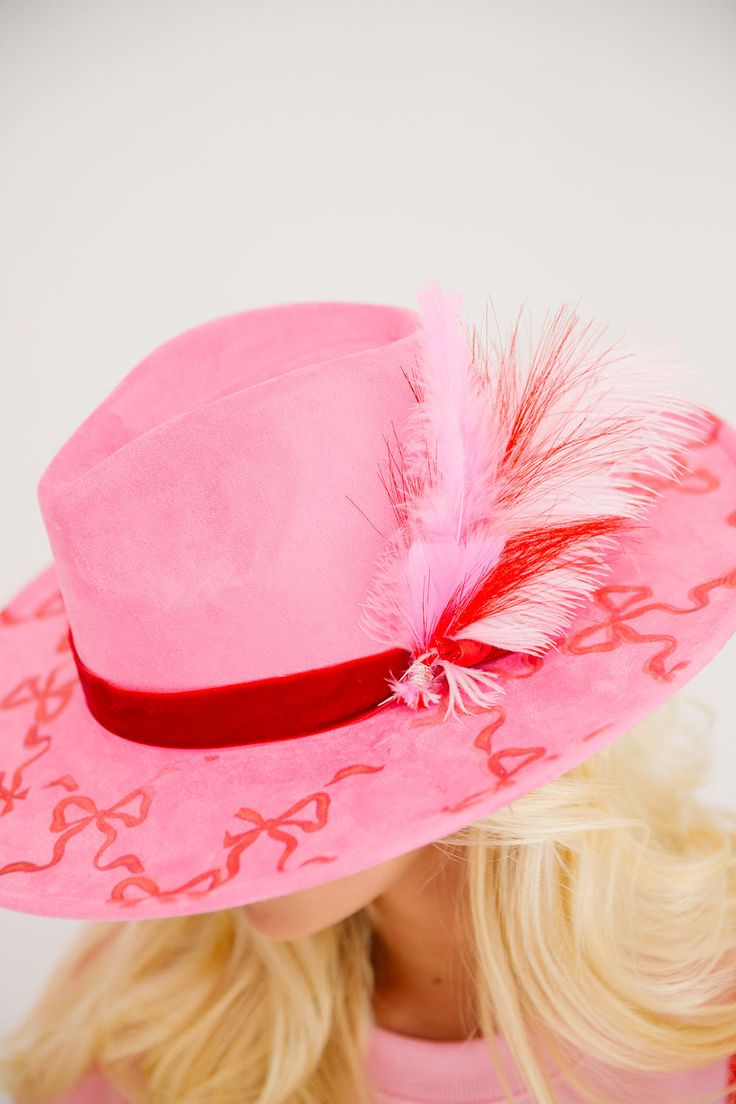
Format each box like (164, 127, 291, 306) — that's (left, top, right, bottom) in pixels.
(359, 281, 710, 720)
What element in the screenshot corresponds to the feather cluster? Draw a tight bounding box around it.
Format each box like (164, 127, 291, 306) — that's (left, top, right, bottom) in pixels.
(359, 281, 710, 720)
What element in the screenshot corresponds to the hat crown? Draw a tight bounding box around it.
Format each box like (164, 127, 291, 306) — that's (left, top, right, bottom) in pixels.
(37, 301, 420, 690)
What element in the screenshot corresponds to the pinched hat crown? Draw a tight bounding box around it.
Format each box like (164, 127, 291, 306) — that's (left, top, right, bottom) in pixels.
(38, 302, 420, 693)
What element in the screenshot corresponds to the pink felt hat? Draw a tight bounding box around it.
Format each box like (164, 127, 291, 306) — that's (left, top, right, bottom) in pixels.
(1, 284, 735, 921)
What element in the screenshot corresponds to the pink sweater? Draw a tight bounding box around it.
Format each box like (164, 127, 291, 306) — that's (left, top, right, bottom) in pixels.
(367, 1024, 736, 1103)
(41, 1024, 736, 1104)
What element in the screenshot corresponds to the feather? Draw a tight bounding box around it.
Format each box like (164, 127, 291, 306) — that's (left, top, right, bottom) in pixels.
(359, 281, 711, 720)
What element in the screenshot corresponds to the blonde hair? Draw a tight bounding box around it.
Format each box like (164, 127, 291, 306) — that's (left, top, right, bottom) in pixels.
(2, 695, 735, 1104)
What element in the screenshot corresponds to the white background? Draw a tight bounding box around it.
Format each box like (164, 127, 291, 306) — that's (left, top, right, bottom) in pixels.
(1, 0, 734, 1053)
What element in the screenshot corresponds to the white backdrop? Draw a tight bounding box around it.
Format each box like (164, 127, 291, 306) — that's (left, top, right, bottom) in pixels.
(1, 0, 734, 1054)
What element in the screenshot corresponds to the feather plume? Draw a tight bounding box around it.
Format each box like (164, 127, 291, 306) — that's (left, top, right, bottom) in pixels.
(359, 281, 710, 720)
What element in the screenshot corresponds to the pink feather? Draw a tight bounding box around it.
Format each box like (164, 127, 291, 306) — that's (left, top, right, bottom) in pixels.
(359, 282, 711, 719)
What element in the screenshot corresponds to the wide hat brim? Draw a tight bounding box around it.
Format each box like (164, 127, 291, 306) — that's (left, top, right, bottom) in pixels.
(2, 414, 736, 921)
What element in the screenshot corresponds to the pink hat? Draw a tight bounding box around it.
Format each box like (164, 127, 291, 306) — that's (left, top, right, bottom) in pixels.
(1, 283, 735, 921)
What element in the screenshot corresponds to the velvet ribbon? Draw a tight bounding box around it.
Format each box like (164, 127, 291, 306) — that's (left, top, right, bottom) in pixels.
(67, 629, 510, 750)
(67, 628, 415, 749)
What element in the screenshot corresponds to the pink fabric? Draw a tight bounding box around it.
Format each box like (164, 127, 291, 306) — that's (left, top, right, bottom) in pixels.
(37, 302, 420, 690)
(2, 299, 736, 922)
(47, 1069, 125, 1103)
(366, 1024, 735, 1103)
(37, 1025, 735, 1103)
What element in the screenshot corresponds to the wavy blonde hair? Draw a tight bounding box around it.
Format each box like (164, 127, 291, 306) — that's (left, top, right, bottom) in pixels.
(2, 695, 735, 1104)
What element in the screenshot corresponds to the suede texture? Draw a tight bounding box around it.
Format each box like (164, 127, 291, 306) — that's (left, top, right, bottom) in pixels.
(1, 300, 735, 921)
(36, 301, 419, 686)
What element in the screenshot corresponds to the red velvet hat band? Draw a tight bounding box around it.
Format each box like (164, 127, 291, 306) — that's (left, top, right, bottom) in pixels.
(67, 629, 414, 749)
